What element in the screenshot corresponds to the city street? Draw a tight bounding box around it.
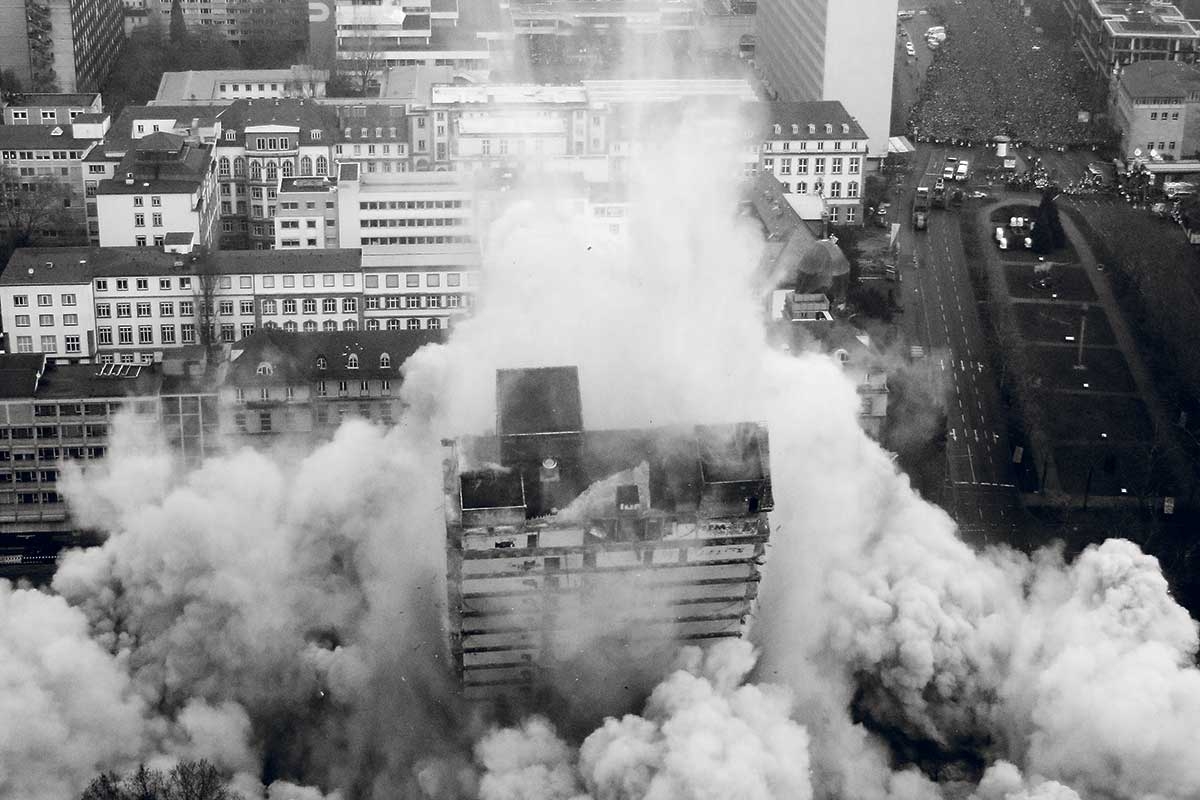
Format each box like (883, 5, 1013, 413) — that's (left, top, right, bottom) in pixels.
(894, 145, 1021, 539)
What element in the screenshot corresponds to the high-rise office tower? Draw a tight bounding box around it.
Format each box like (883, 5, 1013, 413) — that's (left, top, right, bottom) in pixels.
(0, 0, 124, 93)
(755, 0, 899, 163)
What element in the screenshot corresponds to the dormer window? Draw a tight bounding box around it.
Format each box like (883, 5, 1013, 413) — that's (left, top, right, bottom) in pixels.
(256, 362, 273, 376)
(347, 353, 359, 369)
(825, 123, 833, 134)
(224, 130, 236, 141)
(807, 123, 816, 134)
(841, 123, 850, 134)
(311, 130, 322, 140)
(379, 352, 391, 368)
(316, 355, 327, 370)
(791, 124, 798, 135)
(773, 123, 782, 135)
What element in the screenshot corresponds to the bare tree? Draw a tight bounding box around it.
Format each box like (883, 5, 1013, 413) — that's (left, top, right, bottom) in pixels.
(80, 760, 240, 800)
(0, 167, 87, 248)
(190, 247, 221, 352)
(347, 36, 382, 97)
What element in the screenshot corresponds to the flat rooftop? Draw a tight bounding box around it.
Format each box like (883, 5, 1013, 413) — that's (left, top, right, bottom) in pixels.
(1093, 0, 1199, 36)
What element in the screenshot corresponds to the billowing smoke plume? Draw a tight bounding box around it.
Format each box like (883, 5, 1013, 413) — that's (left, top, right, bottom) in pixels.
(3, 73, 1200, 800)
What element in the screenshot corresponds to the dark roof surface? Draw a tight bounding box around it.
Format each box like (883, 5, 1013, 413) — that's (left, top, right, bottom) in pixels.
(6, 93, 99, 107)
(0, 125, 99, 148)
(1, 247, 364, 285)
(1119, 59, 1200, 98)
(226, 329, 445, 385)
(766, 101, 868, 140)
(0, 354, 46, 399)
(497, 367, 584, 436)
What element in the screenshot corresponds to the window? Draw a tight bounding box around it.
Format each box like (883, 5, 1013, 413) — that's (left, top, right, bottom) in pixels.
(849, 157, 860, 175)
(152, 213, 162, 227)
(347, 354, 359, 369)
(159, 278, 171, 291)
(219, 157, 231, 177)
(780, 158, 791, 175)
(847, 181, 860, 199)
(240, 299, 254, 315)
(323, 320, 337, 331)
(847, 207, 857, 224)
(343, 298, 357, 313)
(136, 279, 148, 291)
(138, 326, 153, 344)
(64, 335, 80, 354)
(241, 323, 255, 338)
(181, 324, 196, 344)
(316, 156, 328, 176)
(405, 274, 419, 288)
(116, 279, 128, 291)
(119, 326, 133, 344)
(796, 158, 809, 175)
(180, 300, 194, 316)
(406, 319, 420, 330)
(38, 315, 53, 327)
(116, 303, 131, 318)
(303, 298, 316, 314)
(64, 314, 78, 326)
(447, 273, 461, 287)
(814, 159, 826, 175)
(61, 293, 75, 306)
(220, 324, 235, 342)
(219, 301, 234, 316)
(427, 274, 440, 288)
(323, 298, 337, 313)
(301, 156, 313, 175)
(259, 412, 272, 432)
(829, 182, 841, 199)
(14, 315, 29, 327)
(380, 352, 391, 368)
(160, 302, 174, 317)
(831, 158, 843, 175)
(283, 299, 297, 314)
(262, 299, 277, 314)
(137, 302, 151, 318)
(134, 197, 144, 207)
(1151, 112, 1158, 120)
(97, 328, 112, 346)
(161, 325, 176, 344)
(40, 336, 56, 353)
(1173, 112, 1180, 120)
(97, 304, 111, 319)
(135, 213, 145, 227)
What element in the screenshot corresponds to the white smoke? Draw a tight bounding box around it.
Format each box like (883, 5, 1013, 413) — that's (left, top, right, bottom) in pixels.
(1, 67, 1199, 800)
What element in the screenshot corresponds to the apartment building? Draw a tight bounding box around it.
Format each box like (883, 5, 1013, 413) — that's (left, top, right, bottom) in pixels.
(95, 130, 219, 249)
(0, 0, 124, 93)
(211, 98, 338, 250)
(443, 366, 774, 700)
(755, 0, 897, 164)
(1111, 59, 1200, 159)
(0, 116, 109, 245)
(508, 0, 700, 37)
(1062, 0, 1200, 76)
(2, 93, 103, 125)
(133, 0, 307, 50)
(0, 245, 476, 363)
(759, 101, 869, 225)
(218, 328, 444, 437)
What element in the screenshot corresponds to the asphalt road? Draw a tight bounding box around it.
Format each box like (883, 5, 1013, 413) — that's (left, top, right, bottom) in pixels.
(896, 145, 1022, 540)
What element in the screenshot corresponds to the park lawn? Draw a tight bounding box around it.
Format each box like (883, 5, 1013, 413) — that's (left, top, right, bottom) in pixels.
(1026, 344, 1136, 393)
(1033, 391, 1153, 444)
(1012, 302, 1114, 345)
(1053, 443, 1178, 497)
(1003, 265, 1097, 301)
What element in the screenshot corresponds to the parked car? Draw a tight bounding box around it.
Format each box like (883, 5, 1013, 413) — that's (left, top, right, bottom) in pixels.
(956, 161, 969, 181)
(905, 41, 916, 56)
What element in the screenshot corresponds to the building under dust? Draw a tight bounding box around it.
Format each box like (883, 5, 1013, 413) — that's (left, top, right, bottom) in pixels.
(442, 366, 774, 699)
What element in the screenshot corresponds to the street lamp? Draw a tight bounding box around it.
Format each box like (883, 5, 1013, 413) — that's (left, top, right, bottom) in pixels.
(1073, 302, 1089, 371)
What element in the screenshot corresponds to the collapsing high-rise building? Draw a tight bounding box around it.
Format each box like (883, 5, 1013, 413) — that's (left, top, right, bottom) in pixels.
(442, 366, 773, 700)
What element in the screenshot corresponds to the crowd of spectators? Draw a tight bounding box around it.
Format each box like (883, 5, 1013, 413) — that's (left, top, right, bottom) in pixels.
(908, 0, 1106, 148)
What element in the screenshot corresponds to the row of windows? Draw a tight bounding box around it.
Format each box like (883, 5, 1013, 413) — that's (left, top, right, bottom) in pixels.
(0, 149, 84, 160)
(362, 235, 473, 246)
(1146, 140, 1177, 152)
(777, 180, 860, 199)
(361, 217, 467, 228)
(218, 155, 329, 179)
(11, 293, 76, 307)
(12, 314, 79, 327)
(1148, 111, 1180, 121)
(363, 294, 465, 310)
(6, 108, 84, 123)
(0, 491, 63, 506)
(0, 425, 107, 440)
(764, 157, 861, 176)
(762, 139, 860, 153)
(265, 317, 444, 333)
(98, 301, 196, 319)
(96, 277, 191, 292)
(12, 335, 82, 354)
(262, 298, 358, 315)
(359, 200, 468, 211)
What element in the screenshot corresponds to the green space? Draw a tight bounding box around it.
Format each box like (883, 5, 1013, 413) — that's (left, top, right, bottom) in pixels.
(1013, 303, 1114, 345)
(1027, 344, 1134, 393)
(1003, 264, 1097, 302)
(909, 0, 1105, 146)
(1052, 443, 1175, 497)
(1033, 392, 1153, 444)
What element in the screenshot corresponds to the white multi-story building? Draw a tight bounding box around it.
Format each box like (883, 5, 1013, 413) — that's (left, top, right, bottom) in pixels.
(0, 244, 478, 363)
(755, 0, 898, 164)
(759, 101, 869, 226)
(95, 131, 220, 250)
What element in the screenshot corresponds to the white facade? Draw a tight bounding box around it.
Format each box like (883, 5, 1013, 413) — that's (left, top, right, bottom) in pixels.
(96, 188, 208, 248)
(0, 282, 96, 359)
(755, 0, 898, 160)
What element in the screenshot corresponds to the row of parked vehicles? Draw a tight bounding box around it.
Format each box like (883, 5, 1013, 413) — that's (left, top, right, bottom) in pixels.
(912, 157, 971, 230)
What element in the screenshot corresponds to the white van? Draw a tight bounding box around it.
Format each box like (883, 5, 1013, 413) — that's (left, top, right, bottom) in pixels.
(955, 161, 969, 181)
